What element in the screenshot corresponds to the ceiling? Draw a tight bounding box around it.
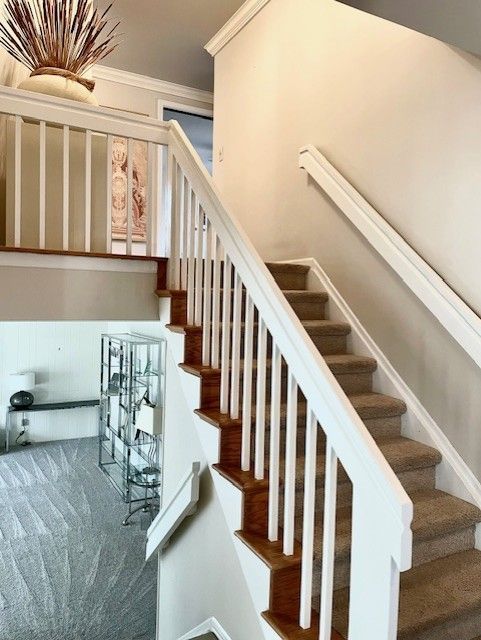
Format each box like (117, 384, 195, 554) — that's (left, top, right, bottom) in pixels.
(97, 0, 245, 92)
(337, 0, 481, 57)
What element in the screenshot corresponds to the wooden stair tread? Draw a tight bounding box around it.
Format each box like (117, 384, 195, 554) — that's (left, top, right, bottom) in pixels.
(333, 549, 481, 640)
(262, 610, 344, 640)
(235, 530, 302, 570)
(212, 463, 268, 492)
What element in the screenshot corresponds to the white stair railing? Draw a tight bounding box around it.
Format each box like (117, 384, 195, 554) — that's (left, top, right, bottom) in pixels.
(167, 121, 413, 639)
(0, 85, 169, 255)
(0, 85, 413, 638)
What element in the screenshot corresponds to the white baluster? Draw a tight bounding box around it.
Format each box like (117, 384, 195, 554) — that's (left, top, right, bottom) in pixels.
(202, 218, 213, 365)
(300, 408, 318, 628)
(283, 370, 298, 555)
(126, 137, 133, 255)
(194, 202, 204, 326)
(241, 295, 254, 471)
(14, 115, 22, 247)
(220, 255, 232, 414)
(105, 134, 112, 254)
(187, 186, 195, 324)
(211, 236, 222, 368)
(318, 440, 338, 640)
(85, 129, 92, 252)
(39, 120, 46, 249)
(168, 151, 180, 289)
(180, 170, 188, 289)
(230, 271, 242, 419)
(254, 318, 267, 480)
(268, 342, 282, 541)
(146, 141, 155, 257)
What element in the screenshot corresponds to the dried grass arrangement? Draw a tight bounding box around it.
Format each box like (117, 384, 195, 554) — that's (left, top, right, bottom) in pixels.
(0, 0, 121, 99)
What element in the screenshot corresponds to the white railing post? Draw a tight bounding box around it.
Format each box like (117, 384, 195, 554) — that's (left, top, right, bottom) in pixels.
(126, 137, 133, 255)
(105, 134, 112, 254)
(202, 219, 213, 365)
(348, 494, 402, 640)
(268, 342, 282, 541)
(187, 185, 195, 323)
(283, 370, 298, 555)
(220, 255, 232, 413)
(230, 271, 242, 418)
(84, 129, 92, 252)
(211, 235, 222, 368)
(254, 318, 267, 480)
(39, 120, 46, 249)
(318, 439, 338, 639)
(194, 203, 204, 326)
(300, 408, 318, 629)
(14, 115, 22, 248)
(241, 295, 254, 471)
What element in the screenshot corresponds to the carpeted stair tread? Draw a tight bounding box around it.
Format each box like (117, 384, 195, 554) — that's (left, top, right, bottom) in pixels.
(283, 290, 329, 302)
(301, 319, 351, 336)
(332, 549, 481, 640)
(266, 263, 310, 275)
(304, 488, 481, 562)
(323, 354, 377, 374)
(287, 436, 440, 489)
(348, 392, 406, 419)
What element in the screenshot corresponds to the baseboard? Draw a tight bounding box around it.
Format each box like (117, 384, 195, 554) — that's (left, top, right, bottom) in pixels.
(177, 616, 232, 640)
(282, 257, 481, 512)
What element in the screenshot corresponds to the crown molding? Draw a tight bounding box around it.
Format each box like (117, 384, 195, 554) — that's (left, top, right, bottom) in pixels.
(205, 0, 271, 56)
(93, 65, 214, 106)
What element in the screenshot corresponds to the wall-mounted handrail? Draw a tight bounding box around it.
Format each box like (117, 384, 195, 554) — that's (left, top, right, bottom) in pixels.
(146, 461, 201, 560)
(299, 144, 481, 370)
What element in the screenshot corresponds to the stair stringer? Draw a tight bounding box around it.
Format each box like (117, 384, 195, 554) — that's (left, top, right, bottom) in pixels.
(159, 298, 283, 640)
(285, 257, 481, 538)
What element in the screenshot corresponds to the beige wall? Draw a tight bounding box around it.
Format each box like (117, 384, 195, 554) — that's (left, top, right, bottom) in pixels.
(213, 0, 481, 481)
(0, 266, 159, 320)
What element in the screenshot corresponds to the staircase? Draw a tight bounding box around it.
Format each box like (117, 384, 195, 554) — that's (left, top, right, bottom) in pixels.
(159, 260, 481, 640)
(4, 85, 481, 640)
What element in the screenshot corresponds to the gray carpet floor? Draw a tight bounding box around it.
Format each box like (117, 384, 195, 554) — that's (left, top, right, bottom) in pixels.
(0, 437, 157, 640)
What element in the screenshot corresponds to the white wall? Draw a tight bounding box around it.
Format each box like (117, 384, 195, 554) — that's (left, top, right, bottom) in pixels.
(213, 0, 481, 481)
(158, 350, 263, 640)
(0, 321, 164, 443)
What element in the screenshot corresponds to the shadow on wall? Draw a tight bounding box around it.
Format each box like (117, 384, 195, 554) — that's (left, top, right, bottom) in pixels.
(336, 0, 481, 59)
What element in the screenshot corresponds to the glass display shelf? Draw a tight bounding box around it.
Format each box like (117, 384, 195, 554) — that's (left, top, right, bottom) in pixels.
(98, 333, 165, 503)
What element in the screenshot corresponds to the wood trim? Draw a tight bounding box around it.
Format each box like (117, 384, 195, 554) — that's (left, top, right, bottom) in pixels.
(94, 65, 214, 106)
(205, 0, 272, 56)
(0, 246, 166, 262)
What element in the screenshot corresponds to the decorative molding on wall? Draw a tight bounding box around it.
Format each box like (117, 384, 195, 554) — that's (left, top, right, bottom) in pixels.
(205, 0, 271, 56)
(299, 144, 481, 371)
(94, 65, 214, 106)
(177, 617, 233, 640)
